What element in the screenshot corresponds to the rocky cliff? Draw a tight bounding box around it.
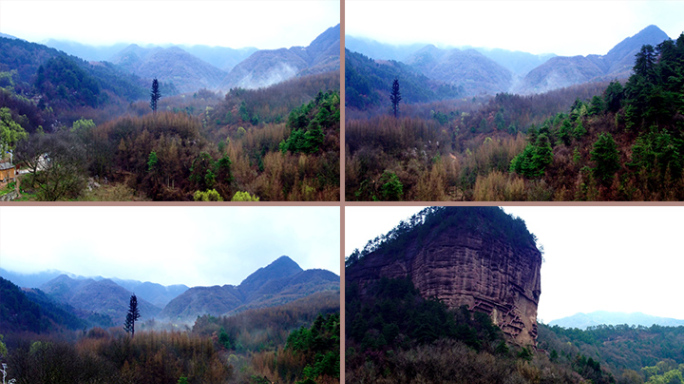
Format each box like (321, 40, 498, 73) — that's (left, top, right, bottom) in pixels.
(346, 207, 542, 346)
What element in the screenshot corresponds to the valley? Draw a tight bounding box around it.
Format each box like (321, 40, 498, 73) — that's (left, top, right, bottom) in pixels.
(345, 24, 684, 201)
(0, 256, 340, 384)
(0, 23, 341, 201)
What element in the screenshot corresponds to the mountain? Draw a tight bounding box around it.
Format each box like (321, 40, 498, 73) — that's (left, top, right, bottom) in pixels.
(42, 39, 130, 62)
(476, 48, 556, 76)
(179, 45, 257, 72)
(405, 45, 513, 96)
(346, 207, 542, 346)
(517, 25, 670, 94)
(160, 256, 340, 321)
(0, 36, 150, 105)
(345, 49, 462, 110)
(0, 277, 88, 333)
(111, 278, 188, 308)
(40, 275, 161, 323)
(110, 44, 228, 93)
(345, 36, 426, 61)
(0, 33, 20, 40)
(220, 24, 340, 90)
(0, 268, 66, 288)
(549, 311, 684, 329)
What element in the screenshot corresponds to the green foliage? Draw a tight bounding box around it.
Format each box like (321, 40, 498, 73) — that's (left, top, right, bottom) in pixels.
(147, 151, 158, 173)
(378, 170, 403, 201)
(390, 77, 402, 117)
(604, 80, 624, 113)
(628, 130, 684, 189)
(286, 313, 340, 381)
(177, 377, 189, 384)
(591, 132, 621, 185)
(231, 191, 260, 201)
(35, 56, 101, 108)
(573, 119, 587, 140)
(347, 207, 537, 268)
(0, 106, 27, 152)
(346, 277, 506, 361)
(590, 95, 606, 115)
(345, 49, 462, 110)
(0, 334, 7, 358)
(193, 189, 224, 201)
(280, 91, 339, 154)
(510, 133, 553, 178)
(150, 78, 161, 113)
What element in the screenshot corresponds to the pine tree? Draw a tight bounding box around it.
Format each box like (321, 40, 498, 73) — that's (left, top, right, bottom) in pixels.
(150, 78, 162, 113)
(124, 294, 141, 337)
(591, 132, 620, 186)
(390, 78, 401, 118)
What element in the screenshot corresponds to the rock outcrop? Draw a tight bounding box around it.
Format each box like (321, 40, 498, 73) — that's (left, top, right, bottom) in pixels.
(346, 207, 542, 346)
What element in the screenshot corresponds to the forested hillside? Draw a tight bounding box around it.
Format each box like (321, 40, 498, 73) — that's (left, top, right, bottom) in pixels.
(346, 32, 684, 201)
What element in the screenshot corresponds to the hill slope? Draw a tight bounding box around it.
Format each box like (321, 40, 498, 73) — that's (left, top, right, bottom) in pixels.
(40, 275, 161, 323)
(405, 45, 513, 96)
(517, 25, 669, 94)
(221, 24, 340, 90)
(160, 256, 340, 321)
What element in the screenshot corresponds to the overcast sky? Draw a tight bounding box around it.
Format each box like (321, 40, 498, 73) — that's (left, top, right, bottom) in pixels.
(0, 206, 340, 287)
(346, 205, 684, 323)
(0, 0, 339, 48)
(346, 1, 684, 56)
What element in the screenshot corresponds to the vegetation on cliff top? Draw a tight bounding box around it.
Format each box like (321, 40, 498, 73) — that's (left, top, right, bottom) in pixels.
(345, 206, 538, 268)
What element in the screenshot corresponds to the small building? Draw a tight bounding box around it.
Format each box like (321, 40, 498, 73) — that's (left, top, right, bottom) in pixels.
(0, 161, 16, 183)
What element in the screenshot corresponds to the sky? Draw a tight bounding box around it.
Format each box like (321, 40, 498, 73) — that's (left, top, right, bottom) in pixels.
(346, 1, 684, 56)
(0, 206, 340, 287)
(345, 205, 684, 323)
(0, 0, 339, 48)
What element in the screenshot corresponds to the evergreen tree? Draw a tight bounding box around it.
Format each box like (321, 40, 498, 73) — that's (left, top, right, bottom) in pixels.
(390, 78, 401, 118)
(150, 78, 162, 113)
(591, 132, 620, 186)
(123, 294, 141, 337)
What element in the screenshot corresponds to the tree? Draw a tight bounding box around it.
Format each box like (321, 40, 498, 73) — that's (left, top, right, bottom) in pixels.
(150, 78, 162, 113)
(124, 294, 141, 337)
(591, 132, 620, 186)
(390, 78, 401, 118)
(15, 131, 87, 201)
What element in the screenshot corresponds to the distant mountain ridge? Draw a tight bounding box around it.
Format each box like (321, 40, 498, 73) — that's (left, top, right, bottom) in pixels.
(549, 311, 684, 329)
(110, 45, 228, 94)
(345, 24, 670, 102)
(160, 255, 340, 321)
(516, 25, 670, 94)
(40, 275, 161, 323)
(405, 44, 513, 96)
(5, 256, 339, 326)
(221, 24, 340, 90)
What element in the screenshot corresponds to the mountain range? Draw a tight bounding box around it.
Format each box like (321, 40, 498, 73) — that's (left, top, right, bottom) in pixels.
(345, 24, 670, 106)
(0, 256, 339, 331)
(160, 256, 340, 321)
(1, 24, 339, 102)
(37, 24, 340, 94)
(549, 311, 684, 329)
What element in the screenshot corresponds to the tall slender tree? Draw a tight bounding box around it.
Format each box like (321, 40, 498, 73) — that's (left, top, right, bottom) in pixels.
(390, 78, 401, 118)
(124, 294, 141, 337)
(150, 78, 162, 114)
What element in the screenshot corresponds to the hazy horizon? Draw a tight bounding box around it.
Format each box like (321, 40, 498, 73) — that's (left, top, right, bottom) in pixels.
(346, 1, 684, 57)
(0, 1, 339, 49)
(345, 206, 684, 323)
(0, 206, 340, 288)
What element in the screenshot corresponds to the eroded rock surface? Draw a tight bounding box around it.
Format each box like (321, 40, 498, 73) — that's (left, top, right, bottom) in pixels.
(347, 208, 542, 346)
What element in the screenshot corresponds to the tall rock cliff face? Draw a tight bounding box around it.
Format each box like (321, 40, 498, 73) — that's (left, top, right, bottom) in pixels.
(346, 207, 542, 346)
